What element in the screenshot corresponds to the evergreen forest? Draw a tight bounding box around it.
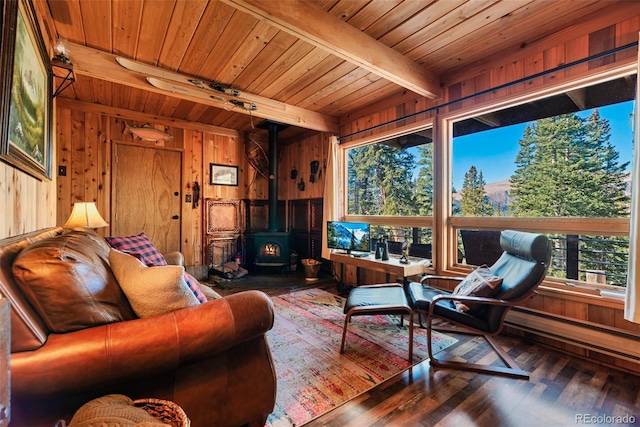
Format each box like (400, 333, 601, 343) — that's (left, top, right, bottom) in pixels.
(346, 109, 632, 286)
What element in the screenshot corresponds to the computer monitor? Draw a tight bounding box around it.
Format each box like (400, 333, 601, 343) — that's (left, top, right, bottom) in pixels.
(326, 221, 371, 254)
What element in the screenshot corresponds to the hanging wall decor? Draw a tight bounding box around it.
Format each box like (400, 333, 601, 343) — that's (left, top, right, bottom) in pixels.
(0, 0, 52, 181)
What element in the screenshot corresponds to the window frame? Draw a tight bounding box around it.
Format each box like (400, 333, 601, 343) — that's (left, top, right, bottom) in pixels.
(340, 120, 436, 265)
(438, 63, 636, 291)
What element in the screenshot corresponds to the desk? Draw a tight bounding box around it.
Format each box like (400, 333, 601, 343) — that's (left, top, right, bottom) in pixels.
(330, 252, 430, 286)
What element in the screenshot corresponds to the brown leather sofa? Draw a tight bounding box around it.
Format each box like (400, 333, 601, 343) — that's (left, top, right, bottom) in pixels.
(0, 227, 276, 427)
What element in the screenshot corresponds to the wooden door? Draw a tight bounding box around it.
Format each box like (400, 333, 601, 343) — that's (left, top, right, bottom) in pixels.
(113, 143, 182, 253)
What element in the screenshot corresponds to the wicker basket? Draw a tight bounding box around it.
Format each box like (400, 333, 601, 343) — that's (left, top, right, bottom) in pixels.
(134, 398, 191, 427)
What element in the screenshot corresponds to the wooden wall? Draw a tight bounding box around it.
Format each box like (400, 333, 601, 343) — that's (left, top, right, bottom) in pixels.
(49, 97, 330, 271)
(0, 162, 55, 238)
(337, 8, 640, 374)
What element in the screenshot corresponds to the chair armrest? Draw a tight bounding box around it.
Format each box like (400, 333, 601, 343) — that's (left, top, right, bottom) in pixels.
(420, 275, 466, 285)
(428, 290, 538, 316)
(11, 290, 274, 396)
(163, 251, 184, 266)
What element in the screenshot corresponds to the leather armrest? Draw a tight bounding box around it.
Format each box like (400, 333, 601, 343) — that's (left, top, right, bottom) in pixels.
(163, 251, 184, 266)
(10, 290, 274, 396)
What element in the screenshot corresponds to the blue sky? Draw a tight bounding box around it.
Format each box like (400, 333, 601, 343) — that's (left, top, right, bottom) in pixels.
(452, 101, 635, 190)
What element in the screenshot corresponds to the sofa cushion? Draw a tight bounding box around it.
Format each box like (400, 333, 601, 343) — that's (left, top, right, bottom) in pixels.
(105, 232, 168, 266)
(12, 230, 136, 333)
(109, 249, 200, 318)
(452, 265, 503, 313)
(105, 233, 206, 303)
(198, 282, 222, 300)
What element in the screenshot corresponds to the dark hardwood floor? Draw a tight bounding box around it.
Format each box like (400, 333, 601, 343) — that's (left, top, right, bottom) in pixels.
(305, 331, 640, 426)
(207, 275, 640, 427)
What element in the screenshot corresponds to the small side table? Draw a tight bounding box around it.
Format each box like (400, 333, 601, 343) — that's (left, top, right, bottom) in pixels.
(340, 284, 413, 362)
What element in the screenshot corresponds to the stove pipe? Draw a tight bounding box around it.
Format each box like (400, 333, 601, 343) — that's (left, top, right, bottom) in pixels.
(267, 122, 278, 232)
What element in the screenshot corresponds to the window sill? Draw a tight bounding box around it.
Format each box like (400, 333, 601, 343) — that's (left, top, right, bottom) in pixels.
(538, 281, 625, 309)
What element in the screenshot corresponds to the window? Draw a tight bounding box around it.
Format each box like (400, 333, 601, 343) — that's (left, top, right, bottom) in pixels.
(450, 74, 636, 288)
(344, 126, 434, 260)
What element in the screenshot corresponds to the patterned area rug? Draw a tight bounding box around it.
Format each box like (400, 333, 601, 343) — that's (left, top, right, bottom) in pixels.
(266, 288, 457, 427)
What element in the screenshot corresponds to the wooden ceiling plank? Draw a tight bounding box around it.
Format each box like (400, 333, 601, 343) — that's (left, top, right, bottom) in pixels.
(329, 80, 403, 117)
(136, 0, 176, 64)
(196, 11, 261, 81)
(278, 56, 350, 103)
(47, 0, 86, 45)
(126, 86, 151, 113)
(443, 0, 633, 84)
(243, 40, 317, 94)
(142, 91, 168, 116)
(393, 0, 501, 55)
(259, 48, 333, 100)
(423, 0, 614, 74)
(112, 0, 143, 58)
(157, 94, 182, 118)
(215, 20, 281, 84)
(79, 0, 112, 51)
(230, 31, 299, 88)
(362, 0, 436, 40)
(179, 1, 235, 76)
(71, 75, 97, 103)
(346, 0, 404, 32)
(325, 0, 369, 22)
(409, 0, 538, 62)
(377, 0, 467, 49)
(172, 99, 200, 121)
(92, 78, 113, 106)
(296, 66, 372, 110)
(67, 42, 338, 133)
(221, 0, 441, 99)
(157, 0, 208, 70)
(311, 72, 385, 112)
(185, 103, 212, 123)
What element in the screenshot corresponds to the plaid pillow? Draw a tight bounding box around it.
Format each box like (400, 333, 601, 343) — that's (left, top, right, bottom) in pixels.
(105, 233, 167, 266)
(184, 272, 208, 304)
(106, 233, 206, 304)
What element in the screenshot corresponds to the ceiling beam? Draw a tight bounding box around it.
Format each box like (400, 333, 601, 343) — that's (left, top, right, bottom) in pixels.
(221, 0, 441, 99)
(66, 42, 339, 133)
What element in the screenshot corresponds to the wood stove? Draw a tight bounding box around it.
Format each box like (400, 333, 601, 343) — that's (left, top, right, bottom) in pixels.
(247, 120, 291, 271)
(253, 231, 290, 267)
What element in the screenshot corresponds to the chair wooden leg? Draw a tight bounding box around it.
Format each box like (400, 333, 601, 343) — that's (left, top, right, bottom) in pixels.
(426, 319, 530, 379)
(406, 308, 413, 363)
(340, 313, 351, 354)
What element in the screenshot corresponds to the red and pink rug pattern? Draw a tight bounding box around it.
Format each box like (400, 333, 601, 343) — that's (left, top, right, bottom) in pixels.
(266, 288, 457, 426)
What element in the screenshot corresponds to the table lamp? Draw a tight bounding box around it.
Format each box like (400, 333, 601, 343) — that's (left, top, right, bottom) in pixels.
(63, 202, 109, 229)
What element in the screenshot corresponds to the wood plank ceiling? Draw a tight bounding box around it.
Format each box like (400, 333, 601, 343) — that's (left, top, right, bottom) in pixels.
(35, 0, 621, 142)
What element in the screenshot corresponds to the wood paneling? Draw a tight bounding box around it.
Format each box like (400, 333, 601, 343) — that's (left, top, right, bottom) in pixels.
(335, 13, 640, 371)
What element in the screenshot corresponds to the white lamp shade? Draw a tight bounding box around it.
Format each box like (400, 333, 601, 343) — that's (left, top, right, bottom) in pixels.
(63, 202, 109, 229)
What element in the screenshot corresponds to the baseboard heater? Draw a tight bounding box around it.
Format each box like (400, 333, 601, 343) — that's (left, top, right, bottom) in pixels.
(505, 309, 640, 364)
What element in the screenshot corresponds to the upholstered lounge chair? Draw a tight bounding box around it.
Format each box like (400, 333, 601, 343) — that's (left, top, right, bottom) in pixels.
(407, 230, 552, 379)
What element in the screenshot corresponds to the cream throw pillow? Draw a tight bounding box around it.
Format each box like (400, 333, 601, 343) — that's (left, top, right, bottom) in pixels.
(109, 249, 200, 318)
(452, 265, 502, 313)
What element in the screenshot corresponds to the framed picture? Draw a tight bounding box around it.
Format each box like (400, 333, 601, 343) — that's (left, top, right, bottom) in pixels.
(210, 163, 239, 186)
(0, 0, 52, 181)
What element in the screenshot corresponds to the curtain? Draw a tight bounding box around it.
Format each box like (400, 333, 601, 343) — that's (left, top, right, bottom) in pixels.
(624, 57, 639, 323)
(321, 136, 341, 260)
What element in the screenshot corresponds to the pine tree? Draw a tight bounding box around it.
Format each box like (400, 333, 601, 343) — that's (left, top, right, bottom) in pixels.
(511, 112, 629, 217)
(460, 166, 493, 216)
(415, 143, 433, 215)
(510, 111, 630, 283)
(347, 143, 417, 216)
